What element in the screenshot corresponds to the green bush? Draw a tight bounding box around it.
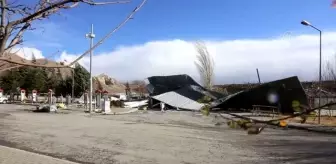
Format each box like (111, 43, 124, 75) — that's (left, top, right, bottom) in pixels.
(197, 95, 212, 103)
(201, 105, 210, 116)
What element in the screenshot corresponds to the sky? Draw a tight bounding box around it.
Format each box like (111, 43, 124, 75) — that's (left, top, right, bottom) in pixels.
(13, 0, 336, 84)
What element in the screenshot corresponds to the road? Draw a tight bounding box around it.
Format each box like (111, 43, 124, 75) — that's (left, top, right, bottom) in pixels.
(0, 145, 77, 164)
(1, 104, 336, 164)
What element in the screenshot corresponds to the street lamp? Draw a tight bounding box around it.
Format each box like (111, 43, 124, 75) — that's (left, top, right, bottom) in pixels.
(72, 67, 75, 101)
(300, 20, 310, 26)
(86, 24, 95, 113)
(301, 20, 322, 124)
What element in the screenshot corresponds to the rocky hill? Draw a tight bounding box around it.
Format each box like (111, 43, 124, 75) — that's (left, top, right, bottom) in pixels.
(0, 54, 138, 94)
(93, 74, 126, 94)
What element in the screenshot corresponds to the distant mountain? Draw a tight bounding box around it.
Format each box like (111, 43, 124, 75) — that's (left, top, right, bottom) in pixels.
(93, 74, 126, 94)
(0, 55, 147, 95)
(0, 54, 72, 80)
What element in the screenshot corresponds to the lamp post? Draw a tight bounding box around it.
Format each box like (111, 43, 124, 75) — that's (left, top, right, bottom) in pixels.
(301, 20, 322, 124)
(72, 68, 75, 101)
(86, 24, 95, 113)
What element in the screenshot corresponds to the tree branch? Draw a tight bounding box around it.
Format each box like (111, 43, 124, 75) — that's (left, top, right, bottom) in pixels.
(6, 22, 31, 50)
(82, 0, 130, 5)
(10, 0, 73, 25)
(218, 102, 336, 130)
(0, 61, 9, 67)
(62, 2, 80, 9)
(0, 64, 22, 72)
(0, 54, 71, 68)
(11, 0, 131, 26)
(0, 0, 6, 34)
(68, 0, 147, 66)
(0, 0, 142, 67)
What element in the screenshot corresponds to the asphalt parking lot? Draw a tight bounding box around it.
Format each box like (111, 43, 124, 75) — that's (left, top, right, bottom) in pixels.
(1, 104, 336, 164)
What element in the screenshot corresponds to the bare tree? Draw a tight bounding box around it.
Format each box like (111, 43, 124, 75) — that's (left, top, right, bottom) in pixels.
(324, 53, 336, 81)
(0, 0, 147, 70)
(31, 52, 37, 63)
(194, 41, 215, 90)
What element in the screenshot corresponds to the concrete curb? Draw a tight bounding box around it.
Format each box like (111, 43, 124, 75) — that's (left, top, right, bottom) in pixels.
(0, 139, 94, 164)
(0, 145, 78, 164)
(103, 108, 139, 115)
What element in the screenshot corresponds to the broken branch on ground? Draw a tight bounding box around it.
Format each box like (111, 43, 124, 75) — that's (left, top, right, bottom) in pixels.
(217, 102, 336, 134)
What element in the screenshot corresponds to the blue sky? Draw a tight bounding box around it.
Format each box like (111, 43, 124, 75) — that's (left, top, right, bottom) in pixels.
(18, 0, 336, 83)
(23, 0, 336, 55)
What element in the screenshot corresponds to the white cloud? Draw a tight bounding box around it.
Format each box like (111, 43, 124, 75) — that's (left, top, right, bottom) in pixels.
(10, 47, 45, 60)
(31, 32, 336, 84)
(25, 21, 67, 48)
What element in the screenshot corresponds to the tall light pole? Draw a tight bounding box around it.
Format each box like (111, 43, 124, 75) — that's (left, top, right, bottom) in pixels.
(301, 20, 322, 124)
(86, 24, 95, 113)
(72, 68, 75, 101)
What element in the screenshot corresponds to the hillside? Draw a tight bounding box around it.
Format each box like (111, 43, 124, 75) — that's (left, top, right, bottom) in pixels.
(93, 74, 126, 94)
(0, 54, 72, 80)
(0, 55, 137, 95)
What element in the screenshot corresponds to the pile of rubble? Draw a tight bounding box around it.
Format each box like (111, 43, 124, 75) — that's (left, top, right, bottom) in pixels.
(34, 103, 67, 113)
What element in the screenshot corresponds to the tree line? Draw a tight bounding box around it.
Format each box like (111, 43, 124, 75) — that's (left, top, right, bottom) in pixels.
(0, 64, 90, 97)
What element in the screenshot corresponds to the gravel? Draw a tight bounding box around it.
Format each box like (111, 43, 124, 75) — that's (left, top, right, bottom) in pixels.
(1, 104, 336, 164)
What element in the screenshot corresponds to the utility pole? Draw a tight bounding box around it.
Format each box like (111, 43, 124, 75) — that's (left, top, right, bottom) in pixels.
(318, 30, 322, 124)
(86, 24, 95, 113)
(256, 68, 261, 84)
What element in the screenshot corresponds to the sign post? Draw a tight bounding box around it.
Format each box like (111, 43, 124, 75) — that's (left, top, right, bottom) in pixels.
(84, 90, 88, 111)
(95, 90, 102, 109)
(20, 89, 26, 103)
(32, 90, 37, 104)
(48, 89, 53, 105)
(103, 90, 109, 101)
(0, 88, 3, 98)
(66, 94, 71, 105)
(102, 90, 110, 113)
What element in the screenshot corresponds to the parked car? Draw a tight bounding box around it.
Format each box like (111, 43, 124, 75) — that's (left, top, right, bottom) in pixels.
(0, 97, 8, 104)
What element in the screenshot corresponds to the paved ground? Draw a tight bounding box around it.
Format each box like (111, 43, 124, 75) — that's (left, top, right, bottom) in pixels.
(0, 145, 77, 164)
(1, 104, 336, 164)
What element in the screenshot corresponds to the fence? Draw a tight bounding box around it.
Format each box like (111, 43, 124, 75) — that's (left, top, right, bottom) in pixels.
(7, 93, 70, 104)
(310, 97, 336, 116)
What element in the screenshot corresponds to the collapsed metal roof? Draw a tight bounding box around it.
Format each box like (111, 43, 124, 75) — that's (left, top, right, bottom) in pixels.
(146, 75, 224, 110)
(146, 75, 309, 114)
(211, 76, 309, 114)
(152, 91, 204, 111)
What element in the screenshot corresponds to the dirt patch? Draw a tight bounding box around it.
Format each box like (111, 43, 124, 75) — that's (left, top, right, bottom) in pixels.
(305, 117, 336, 126)
(286, 116, 336, 126)
(0, 113, 11, 118)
